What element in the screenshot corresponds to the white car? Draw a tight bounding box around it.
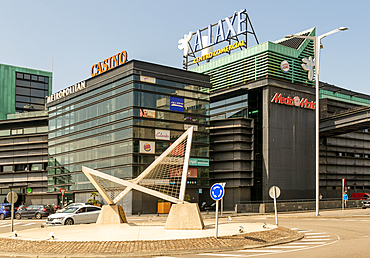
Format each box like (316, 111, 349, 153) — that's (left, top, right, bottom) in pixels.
(56, 203, 92, 213)
(46, 205, 101, 225)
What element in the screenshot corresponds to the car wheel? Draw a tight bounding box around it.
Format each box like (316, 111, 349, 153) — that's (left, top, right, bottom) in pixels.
(15, 213, 21, 220)
(65, 218, 74, 225)
(363, 207, 367, 209)
(0, 214, 5, 220)
(35, 213, 42, 219)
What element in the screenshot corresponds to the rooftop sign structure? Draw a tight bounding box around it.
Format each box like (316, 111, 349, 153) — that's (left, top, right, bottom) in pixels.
(179, 9, 259, 70)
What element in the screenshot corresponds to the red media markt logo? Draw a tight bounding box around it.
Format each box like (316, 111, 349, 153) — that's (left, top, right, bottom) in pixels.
(271, 93, 316, 110)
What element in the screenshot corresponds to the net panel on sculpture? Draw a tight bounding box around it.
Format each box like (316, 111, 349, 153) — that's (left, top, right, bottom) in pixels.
(138, 137, 188, 199)
(92, 174, 128, 201)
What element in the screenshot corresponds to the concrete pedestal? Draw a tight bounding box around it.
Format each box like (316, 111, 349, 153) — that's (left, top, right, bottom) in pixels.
(164, 203, 204, 230)
(96, 204, 127, 224)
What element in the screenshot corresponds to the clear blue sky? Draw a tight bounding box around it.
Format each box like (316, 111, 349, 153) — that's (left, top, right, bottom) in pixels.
(0, 1, 367, 94)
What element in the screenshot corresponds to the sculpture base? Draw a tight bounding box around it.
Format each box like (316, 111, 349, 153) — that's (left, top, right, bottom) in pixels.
(96, 204, 127, 224)
(164, 203, 204, 230)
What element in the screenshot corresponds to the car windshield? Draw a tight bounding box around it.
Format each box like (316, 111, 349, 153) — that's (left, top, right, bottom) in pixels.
(61, 207, 79, 213)
(3, 205, 11, 210)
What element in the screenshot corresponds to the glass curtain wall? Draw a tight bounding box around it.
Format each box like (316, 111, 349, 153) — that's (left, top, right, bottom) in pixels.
(48, 74, 210, 193)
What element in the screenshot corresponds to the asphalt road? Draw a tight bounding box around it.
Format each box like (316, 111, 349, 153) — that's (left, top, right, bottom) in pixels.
(0, 218, 45, 234)
(159, 209, 370, 258)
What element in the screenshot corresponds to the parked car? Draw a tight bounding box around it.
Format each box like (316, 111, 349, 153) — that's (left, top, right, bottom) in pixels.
(362, 198, 370, 209)
(200, 201, 216, 211)
(0, 203, 12, 220)
(56, 202, 94, 213)
(46, 205, 101, 225)
(350, 193, 370, 200)
(15, 204, 54, 219)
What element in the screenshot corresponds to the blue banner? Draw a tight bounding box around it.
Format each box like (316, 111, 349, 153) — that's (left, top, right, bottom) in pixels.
(170, 97, 184, 112)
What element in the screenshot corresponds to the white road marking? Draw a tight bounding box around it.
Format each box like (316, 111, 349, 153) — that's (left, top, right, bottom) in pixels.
(297, 230, 311, 233)
(198, 254, 242, 256)
(306, 235, 330, 238)
(289, 242, 326, 245)
(238, 249, 280, 253)
(267, 246, 307, 249)
(21, 223, 36, 226)
(290, 228, 298, 230)
(301, 239, 331, 241)
(0, 223, 21, 228)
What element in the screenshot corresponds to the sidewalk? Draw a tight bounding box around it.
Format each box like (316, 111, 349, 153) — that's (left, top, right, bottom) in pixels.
(0, 216, 302, 257)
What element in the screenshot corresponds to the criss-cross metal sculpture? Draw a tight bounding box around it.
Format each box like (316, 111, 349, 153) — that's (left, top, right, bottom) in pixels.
(82, 126, 194, 204)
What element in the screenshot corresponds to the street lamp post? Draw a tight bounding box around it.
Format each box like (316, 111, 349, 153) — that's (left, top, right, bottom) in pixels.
(286, 27, 348, 216)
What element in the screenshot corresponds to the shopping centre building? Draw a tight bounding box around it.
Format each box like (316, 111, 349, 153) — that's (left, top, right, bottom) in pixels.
(0, 64, 52, 205)
(46, 59, 211, 214)
(2, 9, 370, 213)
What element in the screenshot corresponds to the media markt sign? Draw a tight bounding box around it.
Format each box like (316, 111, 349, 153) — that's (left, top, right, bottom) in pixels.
(271, 93, 316, 110)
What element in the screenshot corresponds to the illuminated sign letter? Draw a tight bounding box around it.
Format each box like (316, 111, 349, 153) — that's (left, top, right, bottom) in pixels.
(225, 13, 237, 39)
(207, 24, 214, 47)
(214, 20, 225, 44)
(119, 51, 127, 64)
(194, 30, 203, 52)
(237, 9, 247, 34)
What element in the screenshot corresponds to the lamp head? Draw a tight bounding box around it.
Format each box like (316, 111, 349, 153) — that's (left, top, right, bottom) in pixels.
(338, 27, 348, 31)
(285, 35, 294, 38)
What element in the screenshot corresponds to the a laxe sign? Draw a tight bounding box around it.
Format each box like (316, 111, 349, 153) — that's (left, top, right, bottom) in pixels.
(179, 9, 249, 66)
(271, 93, 316, 110)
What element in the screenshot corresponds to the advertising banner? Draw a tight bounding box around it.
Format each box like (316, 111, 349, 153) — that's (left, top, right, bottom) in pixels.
(187, 168, 198, 178)
(140, 109, 155, 118)
(197, 158, 209, 166)
(139, 141, 155, 154)
(155, 129, 170, 140)
(184, 124, 198, 131)
(170, 97, 184, 112)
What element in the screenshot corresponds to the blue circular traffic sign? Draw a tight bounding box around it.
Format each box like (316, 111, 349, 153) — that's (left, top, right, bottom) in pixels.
(210, 183, 225, 201)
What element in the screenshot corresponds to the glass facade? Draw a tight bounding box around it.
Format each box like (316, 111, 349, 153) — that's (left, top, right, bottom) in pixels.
(210, 93, 248, 120)
(15, 72, 50, 112)
(47, 70, 210, 195)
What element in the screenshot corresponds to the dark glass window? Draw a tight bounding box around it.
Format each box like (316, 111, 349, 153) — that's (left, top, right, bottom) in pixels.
(31, 89, 45, 98)
(16, 87, 30, 95)
(15, 72, 49, 112)
(31, 82, 45, 89)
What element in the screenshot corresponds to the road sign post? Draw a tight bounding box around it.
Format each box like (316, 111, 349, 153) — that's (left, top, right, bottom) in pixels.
(269, 186, 280, 226)
(60, 188, 66, 207)
(210, 183, 226, 238)
(7, 191, 18, 232)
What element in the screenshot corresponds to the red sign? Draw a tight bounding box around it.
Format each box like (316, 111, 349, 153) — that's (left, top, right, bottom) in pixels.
(60, 188, 66, 196)
(271, 93, 316, 110)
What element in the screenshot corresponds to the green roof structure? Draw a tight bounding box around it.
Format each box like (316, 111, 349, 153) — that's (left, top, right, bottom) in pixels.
(191, 27, 316, 92)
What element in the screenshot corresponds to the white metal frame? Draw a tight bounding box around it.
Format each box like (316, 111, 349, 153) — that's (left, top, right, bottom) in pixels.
(82, 126, 194, 204)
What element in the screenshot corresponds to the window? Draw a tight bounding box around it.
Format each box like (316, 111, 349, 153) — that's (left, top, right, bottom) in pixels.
(31, 164, 43, 171)
(0, 130, 10, 136)
(3, 166, 13, 172)
(15, 72, 49, 112)
(11, 129, 23, 135)
(24, 127, 37, 134)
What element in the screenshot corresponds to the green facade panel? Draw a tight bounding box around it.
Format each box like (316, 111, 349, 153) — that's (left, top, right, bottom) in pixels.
(0, 63, 52, 120)
(191, 28, 316, 92)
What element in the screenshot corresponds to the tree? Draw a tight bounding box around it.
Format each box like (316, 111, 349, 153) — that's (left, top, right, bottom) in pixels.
(87, 191, 101, 205)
